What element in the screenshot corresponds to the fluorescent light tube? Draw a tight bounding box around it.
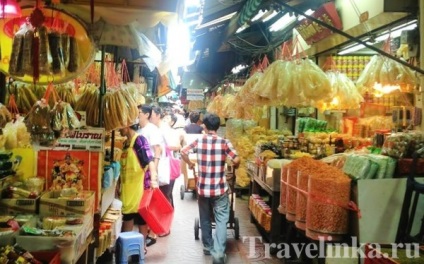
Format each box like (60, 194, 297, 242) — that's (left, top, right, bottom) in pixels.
(236, 24, 249, 33)
(297, 9, 314, 21)
(252, 10, 267, 22)
(269, 13, 296, 32)
(196, 12, 237, 29)
(262, 10, 278, 22)
(338, 44, 366, 55)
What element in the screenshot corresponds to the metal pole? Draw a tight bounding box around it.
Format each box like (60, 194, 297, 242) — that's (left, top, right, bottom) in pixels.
(420, 0, 424, 131)
(98, 45, 106, 127)
(276, 0, 424, 75)
(0, 73, 5, 104)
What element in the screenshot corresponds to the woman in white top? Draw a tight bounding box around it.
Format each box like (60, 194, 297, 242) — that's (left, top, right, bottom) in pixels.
(148, 106, 174, 207)
(137, 105, 169, 240)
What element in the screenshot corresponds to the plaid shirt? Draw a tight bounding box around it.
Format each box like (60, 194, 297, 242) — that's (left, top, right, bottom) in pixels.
(181, 133, 238, 197)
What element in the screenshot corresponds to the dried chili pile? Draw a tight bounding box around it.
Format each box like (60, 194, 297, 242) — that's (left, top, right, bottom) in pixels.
(306, 165, 351, 241)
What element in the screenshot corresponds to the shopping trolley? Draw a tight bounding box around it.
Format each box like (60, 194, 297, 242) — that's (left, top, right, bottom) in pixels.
(180, 134, 202, 200)
(194, 163, 240, 240)
(180, 153, 197, 200)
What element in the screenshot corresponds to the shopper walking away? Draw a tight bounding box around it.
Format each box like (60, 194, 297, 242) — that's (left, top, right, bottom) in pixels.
(137, 104, 167, 244)
(181, 113, 240, 264)
(159, 111, 186, 208)
(184, 111, 204, 134)
(148, 106, 174, 210)
(117, 120, 158, 255)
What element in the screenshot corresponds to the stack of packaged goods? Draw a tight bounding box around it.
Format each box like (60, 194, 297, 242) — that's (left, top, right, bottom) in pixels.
(0, 244, 60, 264)
(1, 177, 44, 215)
(97, 200, 122, 258)
(16, 214, 92, 264)
(248, 194, 271, 232)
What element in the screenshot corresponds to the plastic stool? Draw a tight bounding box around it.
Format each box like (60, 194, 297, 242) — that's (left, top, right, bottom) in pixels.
(115, 231, 145, 264)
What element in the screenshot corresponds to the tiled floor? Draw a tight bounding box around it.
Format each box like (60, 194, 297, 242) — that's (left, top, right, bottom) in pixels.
(99, 176, 283, 263)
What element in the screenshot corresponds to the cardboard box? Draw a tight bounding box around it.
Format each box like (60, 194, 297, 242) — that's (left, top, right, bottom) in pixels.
(16, 214, 93, 264)
(39, 191, 95, 216)
(265, 166, 281, 191)
(0, 229, 17, 246)
(0, 197, 39, 215)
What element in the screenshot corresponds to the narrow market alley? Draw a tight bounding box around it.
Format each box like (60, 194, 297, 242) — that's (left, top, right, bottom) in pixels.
(97, 176, 282, 264)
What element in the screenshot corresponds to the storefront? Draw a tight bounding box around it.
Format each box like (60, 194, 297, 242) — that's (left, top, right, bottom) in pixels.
(0, 0, 423, 263)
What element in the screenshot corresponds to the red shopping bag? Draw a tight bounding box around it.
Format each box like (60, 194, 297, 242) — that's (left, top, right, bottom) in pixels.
(138, 189, 174, 234)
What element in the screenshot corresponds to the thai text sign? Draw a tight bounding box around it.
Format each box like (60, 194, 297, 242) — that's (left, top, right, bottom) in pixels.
(187, 89, 204, 101)
(56, 128, 105, 151)
(296, 2, 342, 45)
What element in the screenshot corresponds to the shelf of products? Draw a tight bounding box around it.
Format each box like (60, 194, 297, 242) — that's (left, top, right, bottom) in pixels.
(249, 170, 284, 248)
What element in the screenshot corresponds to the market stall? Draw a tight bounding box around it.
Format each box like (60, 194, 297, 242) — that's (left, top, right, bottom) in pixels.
(202, 3, 424, 260)
(0, 1, 179, 263)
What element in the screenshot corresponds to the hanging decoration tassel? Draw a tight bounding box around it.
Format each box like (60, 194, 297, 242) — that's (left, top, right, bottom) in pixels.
(32, 31, 40, 83)
(29, 0, 45, 84)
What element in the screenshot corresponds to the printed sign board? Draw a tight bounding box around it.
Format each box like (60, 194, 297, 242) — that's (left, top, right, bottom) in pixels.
(56, 128, 105, 151)
(187, 89, 204, 101)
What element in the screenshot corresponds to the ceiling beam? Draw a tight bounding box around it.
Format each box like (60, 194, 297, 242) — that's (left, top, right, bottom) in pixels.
(60, 0, 179, 12)
(221, 0, 307, 48)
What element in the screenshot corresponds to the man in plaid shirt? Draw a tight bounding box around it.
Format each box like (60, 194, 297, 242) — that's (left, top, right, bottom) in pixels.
(181, 113, 240, 264)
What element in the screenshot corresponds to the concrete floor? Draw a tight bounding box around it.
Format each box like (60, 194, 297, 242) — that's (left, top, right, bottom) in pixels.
(99, 176, 283, 264)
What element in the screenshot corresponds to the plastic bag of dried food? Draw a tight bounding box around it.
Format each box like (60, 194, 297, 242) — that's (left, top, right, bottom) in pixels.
(366, 154, 390, 179)
(102, 89, 138, 131)
(8, 24, 27, 76)
(381, 133, 412, 158)
(125, 82, 145, 106)
(67, 36, 80, 72)
(342, 155, 371, 180)
(51, 101, 81, 138)
(221, 94, 235, 118)
(48, 30, 66, 75)
(75, 84, 100, 127)
(225, 119, 243, 140)
(356, 55, 382, 93)
(24, 99, 54, 145)
(38, 26, 51, 75)
(254, 61, 280, 99)
(206, 95, 223, 116)
(22, 25, 35, 76)
(3, 116, 31, 149)
(0, 104, 12, 129)
(297, 59, 332, 102)
(56, 83, 77, 108)
(324, 71, 363, 110)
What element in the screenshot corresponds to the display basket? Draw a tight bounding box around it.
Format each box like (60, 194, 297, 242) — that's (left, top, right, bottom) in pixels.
(138, 189, 174, 235)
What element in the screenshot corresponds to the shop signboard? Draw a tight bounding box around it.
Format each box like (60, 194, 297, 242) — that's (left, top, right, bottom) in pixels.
(56, 128, 105, 151)
(187, 88, 204, 101)
(295, 2, 342, 45)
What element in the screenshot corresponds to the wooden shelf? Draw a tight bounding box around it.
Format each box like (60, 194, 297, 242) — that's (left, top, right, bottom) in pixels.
(249, 172, 284, 249)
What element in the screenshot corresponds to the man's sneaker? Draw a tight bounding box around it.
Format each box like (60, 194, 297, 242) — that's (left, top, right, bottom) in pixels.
(203, 249, 211, 255)
(212, 254, 227, 264)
